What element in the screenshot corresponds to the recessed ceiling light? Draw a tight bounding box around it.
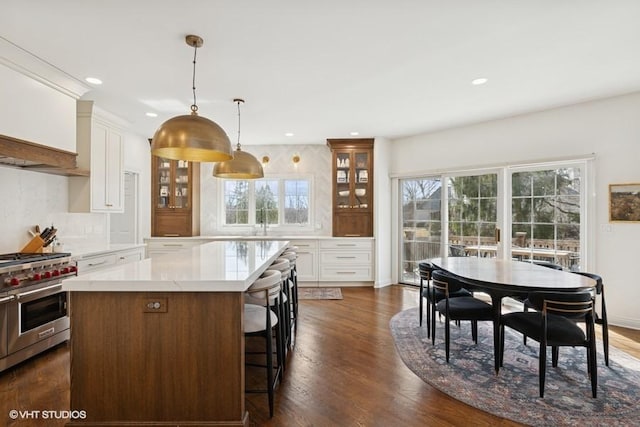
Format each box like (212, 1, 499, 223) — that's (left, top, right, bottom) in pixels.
(146, 112, 158, 117)
(85, 77, 103, 85)
(471, 78, 488, 86)
(350, 131, 360, 136)
(285, 132, 294, 137)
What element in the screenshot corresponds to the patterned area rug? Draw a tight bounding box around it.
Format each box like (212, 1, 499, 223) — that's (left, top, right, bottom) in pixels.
(389, 308, 640, 427)
(298, 287, 343, 300)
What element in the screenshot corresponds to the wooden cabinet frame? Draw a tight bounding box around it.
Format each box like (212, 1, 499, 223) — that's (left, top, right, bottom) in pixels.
(327, 138, 374, 237)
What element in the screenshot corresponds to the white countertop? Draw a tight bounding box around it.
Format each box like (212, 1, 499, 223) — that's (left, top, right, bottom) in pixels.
(62, 240, 289, 292)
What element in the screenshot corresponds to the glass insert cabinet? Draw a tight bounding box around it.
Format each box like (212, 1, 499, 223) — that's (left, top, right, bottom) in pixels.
(151, 155, 200, 236)
(326, 138, 374, 237)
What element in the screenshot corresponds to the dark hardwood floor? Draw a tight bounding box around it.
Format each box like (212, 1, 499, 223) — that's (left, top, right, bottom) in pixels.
(1, 285, 639, 426)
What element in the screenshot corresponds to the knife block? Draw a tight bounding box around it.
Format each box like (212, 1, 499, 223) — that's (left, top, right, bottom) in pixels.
(20, 235, 45, 253)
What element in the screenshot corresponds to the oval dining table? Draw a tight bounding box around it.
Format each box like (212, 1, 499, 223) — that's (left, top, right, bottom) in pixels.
(428, 256, 597, 373)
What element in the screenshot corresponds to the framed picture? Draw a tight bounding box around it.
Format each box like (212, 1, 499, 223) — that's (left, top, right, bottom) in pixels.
(609, 183, 640, 222)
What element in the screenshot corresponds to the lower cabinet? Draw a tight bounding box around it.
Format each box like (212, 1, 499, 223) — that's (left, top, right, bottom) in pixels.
(74, 245, 145, 275)
(144, 238, 210, 258)
(292, 240, 318, 285)
(318, 238, 374, 285)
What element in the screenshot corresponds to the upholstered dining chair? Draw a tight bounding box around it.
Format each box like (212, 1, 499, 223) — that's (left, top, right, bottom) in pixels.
(418, 262, 471, 337)
(572, 271, 609, 366)
(500, 291, 597, 398)
(430, 270, 494, 362)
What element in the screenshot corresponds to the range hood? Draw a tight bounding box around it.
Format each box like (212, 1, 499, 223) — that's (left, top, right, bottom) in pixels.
(0, 134, 88, 176)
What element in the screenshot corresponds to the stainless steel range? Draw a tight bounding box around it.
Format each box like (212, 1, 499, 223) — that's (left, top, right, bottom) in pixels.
(0, 252, 77, 372)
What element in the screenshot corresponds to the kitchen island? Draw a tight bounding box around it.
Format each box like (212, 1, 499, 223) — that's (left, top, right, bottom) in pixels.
(62, 239, 289, 427)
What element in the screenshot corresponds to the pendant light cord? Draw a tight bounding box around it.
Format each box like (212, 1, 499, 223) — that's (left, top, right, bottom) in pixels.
(191, 44, 198, 113)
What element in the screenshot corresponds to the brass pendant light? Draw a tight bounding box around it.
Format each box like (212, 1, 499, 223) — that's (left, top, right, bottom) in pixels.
(212, 98, 264, 179)
(151, 35, 233, 162)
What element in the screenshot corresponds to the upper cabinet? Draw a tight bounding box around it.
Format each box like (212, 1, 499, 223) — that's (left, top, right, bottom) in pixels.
(69, 101, 125, 213)
(326, 138, 374, 237)
(151, 155, 200, 237)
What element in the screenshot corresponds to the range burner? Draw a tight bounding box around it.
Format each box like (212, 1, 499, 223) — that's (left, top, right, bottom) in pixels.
(0, 252, 76, 291)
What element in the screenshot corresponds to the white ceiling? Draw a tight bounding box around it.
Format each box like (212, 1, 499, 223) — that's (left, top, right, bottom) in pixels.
(2, 1, 640, 146)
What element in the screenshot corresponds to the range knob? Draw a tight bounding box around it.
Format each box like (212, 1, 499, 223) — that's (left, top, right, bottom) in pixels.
(70, 265, 78, 273)
(61, 267, 70, 274)
(32, 272, 42, 281)
(43, 271, 52, 279)
(10, 277, 20, 286)
(52, 270, 60, 277)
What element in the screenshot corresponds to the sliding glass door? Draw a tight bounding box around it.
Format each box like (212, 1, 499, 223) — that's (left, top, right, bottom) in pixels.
(399, 161, 587, 285)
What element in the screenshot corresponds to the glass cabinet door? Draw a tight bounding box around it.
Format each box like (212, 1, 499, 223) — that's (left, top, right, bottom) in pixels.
(155, 157, 191, 210)
(353, 151, 370, 209)
(157, 157, 172, 209)
(174, 159, 190, 209)
(335, 151, 351, 209)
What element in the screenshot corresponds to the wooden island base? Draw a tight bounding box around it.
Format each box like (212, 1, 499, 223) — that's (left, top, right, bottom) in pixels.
(66, 291, 249, 427)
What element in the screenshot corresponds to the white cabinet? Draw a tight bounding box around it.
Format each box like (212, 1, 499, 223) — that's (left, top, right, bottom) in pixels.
(74, 246, 145, 275)
(69, 100, 125, 213)
(144, 238, 210, 258)
(318, 238, 374, 284)
(291, 240, 318, 284)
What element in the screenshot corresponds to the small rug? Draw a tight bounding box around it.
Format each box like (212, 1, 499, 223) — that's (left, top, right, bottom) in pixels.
(298, 287, 343, 300)
(389, 308, 640, 427)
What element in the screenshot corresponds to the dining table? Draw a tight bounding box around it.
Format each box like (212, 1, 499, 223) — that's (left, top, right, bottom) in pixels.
(428, 256, 597, 373)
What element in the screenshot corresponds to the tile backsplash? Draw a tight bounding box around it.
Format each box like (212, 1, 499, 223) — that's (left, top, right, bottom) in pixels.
(0, 167, 108, 254)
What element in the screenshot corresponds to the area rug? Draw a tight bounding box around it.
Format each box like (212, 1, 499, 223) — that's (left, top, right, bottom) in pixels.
(298, 287, 343, 300)
(389, 308, 640, 427)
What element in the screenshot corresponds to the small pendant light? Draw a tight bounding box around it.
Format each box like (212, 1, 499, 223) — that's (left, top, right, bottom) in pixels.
(151, 35, 233, 162)
(212, 98, 264, 179)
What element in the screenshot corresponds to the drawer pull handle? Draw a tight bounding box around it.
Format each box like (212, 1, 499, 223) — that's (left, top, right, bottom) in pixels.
(336, 244, 357, 247)
(337, 271, 357, 274)
(88, 260, 108, 267)
(337, 256, 357, 259)
(163, 244, 184, 247)
(38, 327, 55, 339)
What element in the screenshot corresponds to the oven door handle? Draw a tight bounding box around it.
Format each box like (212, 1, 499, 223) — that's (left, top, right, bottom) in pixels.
(0, 295, 15, 303)
(16, 284, 63, 299)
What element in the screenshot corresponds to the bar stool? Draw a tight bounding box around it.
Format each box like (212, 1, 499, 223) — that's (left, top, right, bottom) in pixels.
(281, 249, 299, 332)
(268, 257, 294, 348)
(244, 269, 283, 417)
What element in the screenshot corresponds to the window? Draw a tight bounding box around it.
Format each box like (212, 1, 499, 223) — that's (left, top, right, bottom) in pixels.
(510, 166, 582, 270)
(224, 180, 249, 225)
(222, 177, 311, 227)
(400, 177, 442, 282)
(399, 160, 588, 285)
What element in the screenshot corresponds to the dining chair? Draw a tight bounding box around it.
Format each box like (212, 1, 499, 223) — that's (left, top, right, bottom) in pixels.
(431, 270, 493, 362)
(500, 291, 597, 398)
(418, 262, 471, 337)
(572, 271, 609, 366)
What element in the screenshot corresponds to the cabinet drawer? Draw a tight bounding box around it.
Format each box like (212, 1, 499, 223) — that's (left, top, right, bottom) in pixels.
(116, 250, 143, 264)
(319, 266, 373, 281)
(76, 254, 117, 274)
(319, 239, 372, 250)
(288, 239, 318, 250)
(320, 251, 371, 264)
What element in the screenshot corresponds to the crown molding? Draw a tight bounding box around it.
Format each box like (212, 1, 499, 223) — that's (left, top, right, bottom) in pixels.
(0, 36, 90, 99)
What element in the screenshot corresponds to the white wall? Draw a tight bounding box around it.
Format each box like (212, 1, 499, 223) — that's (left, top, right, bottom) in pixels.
(391, 91, 640, 329)
(374, 137, 392, 287)
(122, 130, 152, 243)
